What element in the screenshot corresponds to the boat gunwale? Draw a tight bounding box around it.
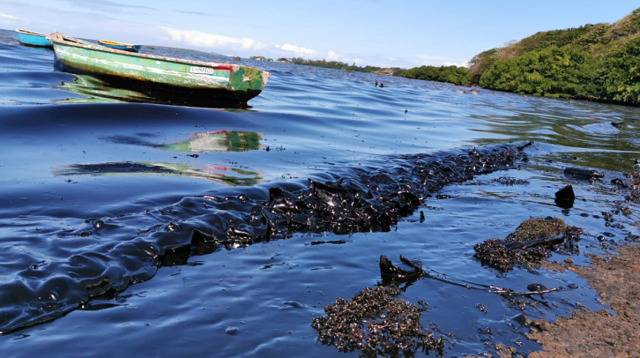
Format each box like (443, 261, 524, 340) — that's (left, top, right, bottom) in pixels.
(16, 29, 47, 37)
(98, 39, 135, 47)
(49, 33, 251, 73)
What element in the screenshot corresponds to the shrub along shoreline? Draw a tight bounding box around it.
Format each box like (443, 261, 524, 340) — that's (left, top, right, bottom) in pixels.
(398, 8, 640, 106)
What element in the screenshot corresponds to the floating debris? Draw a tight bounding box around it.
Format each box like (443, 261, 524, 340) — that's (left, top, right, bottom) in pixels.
(474, 217, 582, 272)
(309, 240, 347, 245)
(628, 160, 640, 202)
(379, 255, 423, 286)
(610, 121, 624, 129)
(311, 285, 444, 356)
(526, 283, 547, 292)
(563, 167, 603, 181)
(492, 176, 530, 185)
(610, 177, 627, 189)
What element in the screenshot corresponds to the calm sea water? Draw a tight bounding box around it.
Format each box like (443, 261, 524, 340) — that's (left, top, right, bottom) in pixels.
(0, 29, 639, 356)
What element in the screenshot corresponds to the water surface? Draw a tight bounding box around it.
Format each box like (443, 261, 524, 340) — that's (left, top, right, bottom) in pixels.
(0, 29, 639, 356)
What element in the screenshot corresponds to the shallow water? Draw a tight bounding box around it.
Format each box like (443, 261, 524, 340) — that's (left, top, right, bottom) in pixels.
(0, 29, 639, 356)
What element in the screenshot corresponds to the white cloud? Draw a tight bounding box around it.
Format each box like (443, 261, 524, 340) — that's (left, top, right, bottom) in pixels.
(161, 27, 319, 59)
(326, 50, 363, 65)
(415, 54, 467, 67)
(162, 27, 266, 51)
(276, 43, 316, 57)
(0, 11, 19, 21)
(327, 50, 340, 61)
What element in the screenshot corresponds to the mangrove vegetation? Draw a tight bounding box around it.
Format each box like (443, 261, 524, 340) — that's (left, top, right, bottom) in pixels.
(399, 8, 640, 105)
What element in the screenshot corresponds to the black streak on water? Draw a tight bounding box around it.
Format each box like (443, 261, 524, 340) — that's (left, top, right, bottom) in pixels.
(0, 143, 527, 333)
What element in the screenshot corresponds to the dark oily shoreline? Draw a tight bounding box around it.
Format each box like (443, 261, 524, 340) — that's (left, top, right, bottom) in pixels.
(527, 244, 640, 357)
(311, 157, 640, 356)
(310, 227, 640, 357)
(0, 142, 530, 334)
(311, 217, 584, 357)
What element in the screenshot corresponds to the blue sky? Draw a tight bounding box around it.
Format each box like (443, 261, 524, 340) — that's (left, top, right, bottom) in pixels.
(1, 1, 638, 67)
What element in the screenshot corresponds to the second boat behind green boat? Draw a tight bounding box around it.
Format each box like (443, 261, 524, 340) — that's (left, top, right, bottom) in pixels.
(15, 29, 52, 48)
(48, 33, 270, 107)
(98, 39, 141, 52)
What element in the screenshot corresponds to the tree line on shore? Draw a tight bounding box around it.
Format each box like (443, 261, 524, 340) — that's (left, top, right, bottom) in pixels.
(250, 56, 400, 74)
(399, 8, 640, 105)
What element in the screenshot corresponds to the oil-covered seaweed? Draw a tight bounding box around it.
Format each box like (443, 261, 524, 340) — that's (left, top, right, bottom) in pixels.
(474, 217, 582, 272)
(0, 142, 530, 334)
(311, 286, 444, 356)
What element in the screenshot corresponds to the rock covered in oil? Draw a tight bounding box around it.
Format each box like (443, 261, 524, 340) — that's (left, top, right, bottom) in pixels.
(474, 217, 582, 272)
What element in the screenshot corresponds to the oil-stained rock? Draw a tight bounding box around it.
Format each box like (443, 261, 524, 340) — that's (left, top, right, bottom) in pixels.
(554, 185, 575, 209)
(474, 217, 582, 272)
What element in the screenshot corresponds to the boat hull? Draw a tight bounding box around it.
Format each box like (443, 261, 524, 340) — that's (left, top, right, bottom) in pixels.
(57, 61, 260, 107)
(51, 34, 269, 107)
(16, 31, 52, 48)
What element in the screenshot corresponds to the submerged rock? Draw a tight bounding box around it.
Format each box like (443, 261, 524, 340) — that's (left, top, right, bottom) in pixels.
(474, 217, 582, 272)
(311, 285, 444, 356)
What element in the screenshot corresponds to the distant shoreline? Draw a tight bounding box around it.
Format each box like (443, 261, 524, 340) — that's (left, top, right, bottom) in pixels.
(253, 7, 640, 107)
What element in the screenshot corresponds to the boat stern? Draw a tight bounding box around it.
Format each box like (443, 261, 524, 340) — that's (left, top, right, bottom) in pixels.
(262, 71, 271, 87)
(229, 66, 271, 92)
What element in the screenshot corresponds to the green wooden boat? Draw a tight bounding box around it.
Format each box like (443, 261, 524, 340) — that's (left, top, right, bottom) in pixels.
(48, 33, 270, 107)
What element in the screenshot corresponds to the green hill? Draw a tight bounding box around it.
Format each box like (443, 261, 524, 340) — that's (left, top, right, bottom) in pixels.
(400, 8, 640, 105)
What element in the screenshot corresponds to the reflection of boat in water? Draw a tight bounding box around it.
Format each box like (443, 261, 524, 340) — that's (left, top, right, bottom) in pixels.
(49, 33, 270, 108)
(55, 161, 260, 186)
(59, 73, 152, 104)
(164, 130, 261, 152)
(103, 130, 262, 153)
